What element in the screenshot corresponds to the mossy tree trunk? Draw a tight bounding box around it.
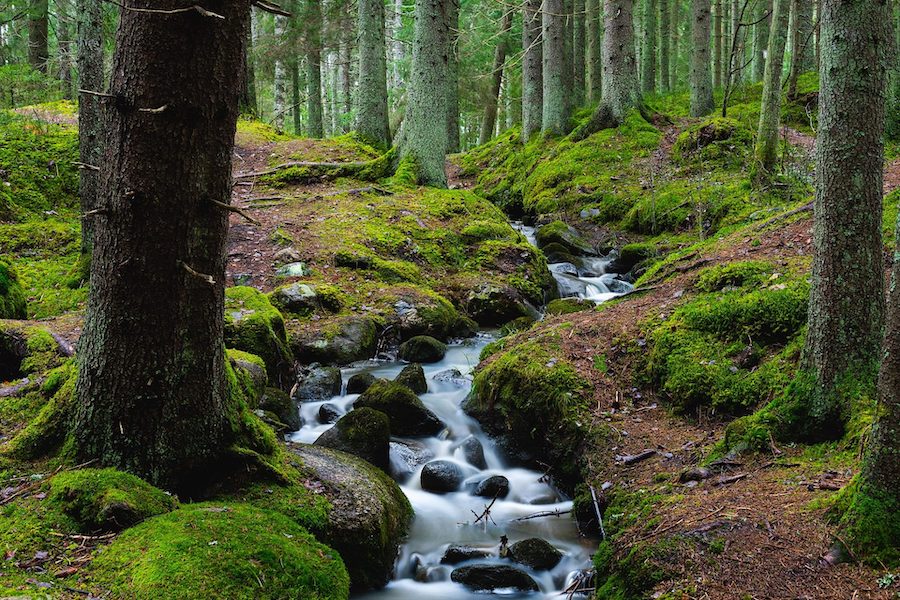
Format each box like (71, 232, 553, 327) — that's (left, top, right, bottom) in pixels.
(56, 0, 73, 99)
(690, 0, 714, 116)
(73, 0, 255, 492)
(398, 0, 450, 186)
(542, 0, 570, 134)
(446, 0, 461, 152)
(753, 0, 789, 176)
(355, 0, 392, 149)
(479, 9, 513, 145)
(28, 0, 48, 73)
(563, 0, 575, 106)
(573, 0, 587, 106)
(713, 0, 722, 88)
(75, 0, 103, 260)
(586, 0, 602, 101)
(641, 0, 657, 92)
(522, 0, 544, 139)
(658, 0, 671, 92)
(800, 0, 889, 440)
(751, 0, 771, 81)
(601, 0, 640, 120)
(306, 0, 324, 138)
(787, 0, 814, 97)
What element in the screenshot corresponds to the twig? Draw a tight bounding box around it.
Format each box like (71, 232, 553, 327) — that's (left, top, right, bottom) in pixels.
(212, 199, 261, 226)
(139, 104, 169, 114)
(102, 0, 224, 18)
(80, 207, 108, 219)
(511, 508, 572, 522)
(78, 88, 115, 99)
(590, 485, 606, 540)
(472, 490, 502, 525)
(253, 0, 291, 16)
(180, 261, 215, 286)
(72, 162, 101, 171)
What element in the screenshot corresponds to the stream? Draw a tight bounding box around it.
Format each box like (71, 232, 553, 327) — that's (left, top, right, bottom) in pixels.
(289, 223, 633, 598)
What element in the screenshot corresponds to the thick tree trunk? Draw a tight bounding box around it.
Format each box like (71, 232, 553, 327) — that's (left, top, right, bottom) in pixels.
(240, 24, 258, 116)
(75, 0, 103, 259)
(787, 0, 813, 97)
(273, 16, 288, 130)
(754, 0, 789, 174)
(887, 0, 899, 140)
(73, 0, 255, 492)
(28, 0, 49, 73)
(306, 0, 324, 138)
(291, 58, 302, 134)
(542, 0, 570, 134)
(480, 10, 513, 145)
(641, 0, 657, 92)
(446, 0, 461, 152)
(522, 0, 544, 139)
(658, 0, 671, 92)
(751, 0, 771, 81)
(389, 0, 405, 101)
(356, 0, 392, 149)
(57, 0, 73, 99)
(800, 0, 889, 439)
(398, 0, 450, 186)
(601, 0, 639, 120)
(586, 0, 602, 101)
(713, 0, 722, 88)
(690, 0, 714, 116)
(573, 0, 586, 106)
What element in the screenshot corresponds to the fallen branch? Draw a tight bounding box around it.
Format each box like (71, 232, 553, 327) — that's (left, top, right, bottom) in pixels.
(590, 484, 607, 540)
(234, 160, 370, 180)
(253, 0, 291, 16)
(713, 472, 749, 486)
(615, 449, 657, 465)
(212, 199, 261, 226)
(472, 490, 502, 526)
(72, 162, 101, 172)
(754, 201, 813, 231)
(511, 508, 572, 522)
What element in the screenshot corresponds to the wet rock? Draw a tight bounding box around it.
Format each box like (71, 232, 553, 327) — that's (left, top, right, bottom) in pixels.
(473, 475, 510, 499)
(270, 282, 341, 315)
(259, 387, 301, 431)
(389, 440, 435, 480)
(535, 220, 596, 256)
(318, 403, 342, 424)
(355, 380, 445, 436)
(510, 538, 563, 570)
(457, 435, 487, 470)
(541, 242, 579, 264)
(433, 368, 468, 387)
(440, 545, 492, 565)
(392, 294, 471, 341)
(398, 336, 447, 363)
(606, 243, 656, 274)
(580, 207, 601, 219)
(224, 286, 293, 385)
(465, 283, 535, 327)
(292, 364, 342, 402)
(450, 565, 539, 592)
(346, 372, 376, 394)
(315, 408, 390, 471)
(549, 262, 579, 277)
(420, 460, 465, 493)
(394, 363, 427, 394)
(289, 316, 379, 366)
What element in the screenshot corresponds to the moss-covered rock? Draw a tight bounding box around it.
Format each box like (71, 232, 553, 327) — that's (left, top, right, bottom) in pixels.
(346, 372, 376, 394)
(535, 220, 595, 255)
(224, 286, 293, 384)
(694, 260, 774, 292)
(827, 476, 900, 567)
(259, 386, 300, 431)
(355, 380, 445, 436)
(465, 283, 535, 327)
(48, 468, 176, 531)
(0, 261, 27, 319)
(289, 315, 379, 366)
(395, 363, 427, 393)
(398, 335, 447, 363)
(510, 537, 563, 570)
(546, 298, 594, 315)
(0, 323, 67, 380)
(672, 117, 753, 165)
(89, 502, 349, 600)
(314, 408, 390, 471)
(607, 242, 657, 274)
(226, 349, 268, 404)
(269, 282, 345, 315)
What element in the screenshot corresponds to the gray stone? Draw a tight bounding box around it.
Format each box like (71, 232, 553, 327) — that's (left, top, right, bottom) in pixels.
(421, 460, 465, 494)
(292, 364, 342, 402)
(450, 565, 539, 592)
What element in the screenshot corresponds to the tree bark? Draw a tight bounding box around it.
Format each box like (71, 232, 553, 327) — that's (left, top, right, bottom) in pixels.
(658, 0, 670, 92)
(729, 0, 744, 82)
(356, 0, 392, 149)
(601, 0, 639, 120)
(480, 9, 513, 145)
(573, 0, 586, 106)
(28, 0, 49, 73)
(306, 0, 324, 138)
(690, 0, 714, 116)
(564, 0, 575, 105)
(75, 0, 103, 258)
(522, 0, 544, 139)
(542, 0, 570, 134)
(398, 0, 450, 186)
(446, 0, 461, 152)
(273, 15, 288, 130)
(291, 57, 302, 134)
(641, 0, 657, 92)
(787, 0, 813, 97)
(713, 0, 722, 88)
(751, 0, 771, 81)
(73, 0, 257, 492)
(887, 0, 899, 140)
(57, 0, 73, 99)
(240, 22, 258, 116)
(586, 0, 602, 101)
(754, 0, 789, 174)
(800, 0, 889, 439)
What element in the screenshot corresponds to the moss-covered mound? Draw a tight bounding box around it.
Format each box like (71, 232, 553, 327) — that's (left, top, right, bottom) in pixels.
(0, 261, 27, 319)
(314, 407, 391, 471)
(224, 286, 292, 383)
(89, 502, 349, 600)
(672, 117, 753, 165)
(49, 468, 177, 530)
(355, 379, 444, 436)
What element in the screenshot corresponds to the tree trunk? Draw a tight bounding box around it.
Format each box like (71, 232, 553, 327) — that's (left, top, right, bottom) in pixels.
(240, 23, 258, 116)
(522, 0, 544, 139)
(641, 0, 657, 92)
(73, 0, 258, 492)
(542, 0, 570, 134)
(446, 0, 461, 152)
(602, 0, 639, 120)
(690, 0, 714, 116)
(273, 16, 288, 130)
(729, 0, 744, 82)
(800, 0, 889, 439)
(398, 0, 450, 186)
(306, 0, 324, 138)
(787, 0, 813, 97)
(480, 10, 513, 145)
(28, 0, 49, 73)
(75, 0, 103, 259)
(671, 0, 681, 87)
(887, 0, 899, 140)
(356, 0, 392, 149)
(658, 0, 670, 92)
(340, 38, 352, 122)
(751, 0, 771, 81)
(57, 0, 73, 99)
(754, 0, 789, 174)
(291, 58, 303, 134)
(713, 0, 722, 88)
(389, 0, 405, 104)
(587, 0, 602, 101)
(573, 0, 586, 106)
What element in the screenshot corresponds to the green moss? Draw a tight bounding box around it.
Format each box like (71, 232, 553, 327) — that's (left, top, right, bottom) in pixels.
(695, 260, 775, 292)
(89, 502, 349, 600)
(461, 220, 520, 242)
(473, 240, 555, 305)
(828, 476, 900, 567)
(672, 118, 753, 165)
(48, 468, 177, 530)
(546, 298, 594, 315)
(373, 257, 423, 284)
(224, 286, 292, 379)
(0, 261, 26, 318)
(3, 361, 76, 458)
(235, 117, 293, 144)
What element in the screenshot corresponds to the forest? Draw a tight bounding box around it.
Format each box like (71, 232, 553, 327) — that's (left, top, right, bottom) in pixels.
(0, 0, 896, 598)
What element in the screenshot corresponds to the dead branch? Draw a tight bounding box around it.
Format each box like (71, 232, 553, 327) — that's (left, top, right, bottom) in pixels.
(753, 201, 813, 231)
(212, 199, 261, 226)
(102, 0, 224, 18)
(253, 0, 291, 17)
(713, 472, 749, 486)
(615, 449, 657, 465)
(78, 88, 115, 99)
(72, 162, 101, 171)
(472, 490, 502, 525)
(511, 508, 572, 522)
(234, 160, 370, 180)
(180, 261, 216, 286)
(590, 484, 607, 540)
(139, 104, 169, 114)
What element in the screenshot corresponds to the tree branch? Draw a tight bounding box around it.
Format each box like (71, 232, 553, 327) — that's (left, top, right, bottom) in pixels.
(102, 0, 224, 19)
(211, 199, 261, 226)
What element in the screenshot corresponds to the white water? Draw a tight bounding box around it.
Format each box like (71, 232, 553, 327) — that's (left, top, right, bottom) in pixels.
(290, 336, 595, 598)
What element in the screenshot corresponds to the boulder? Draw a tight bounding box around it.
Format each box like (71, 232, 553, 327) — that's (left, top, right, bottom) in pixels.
(355, 380, 445, 437)
(318, 403, 342, 424)
(420, 460, 464, 494)
(450, 565, 539, 592)
(535, 221, 595, 256)
(275, 261, 307, 278)
(473, 475, 510, 499)
(394, 363, 427, 394)
(259, 386, 301, 431)
(433, 368, 468, 387)
(510, 537, 563, 570)
(314, 408, 390, 471)
(346, 372, 376, 394)
(292, 364, 342, 402)
(541, 242, 579, 265)
(389, 440, 435, 480)
(289, 316, 379, 366)
(457, 435, 487, 470)
(440, 545, 492, 565)
(398, 336, 447, 363)
(465, 283, 535, 327)
(289, 445, 413, 591)
(269, 282, 316, 314)
(224, 286, 293, 385)
(391, 293, 465, 341)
